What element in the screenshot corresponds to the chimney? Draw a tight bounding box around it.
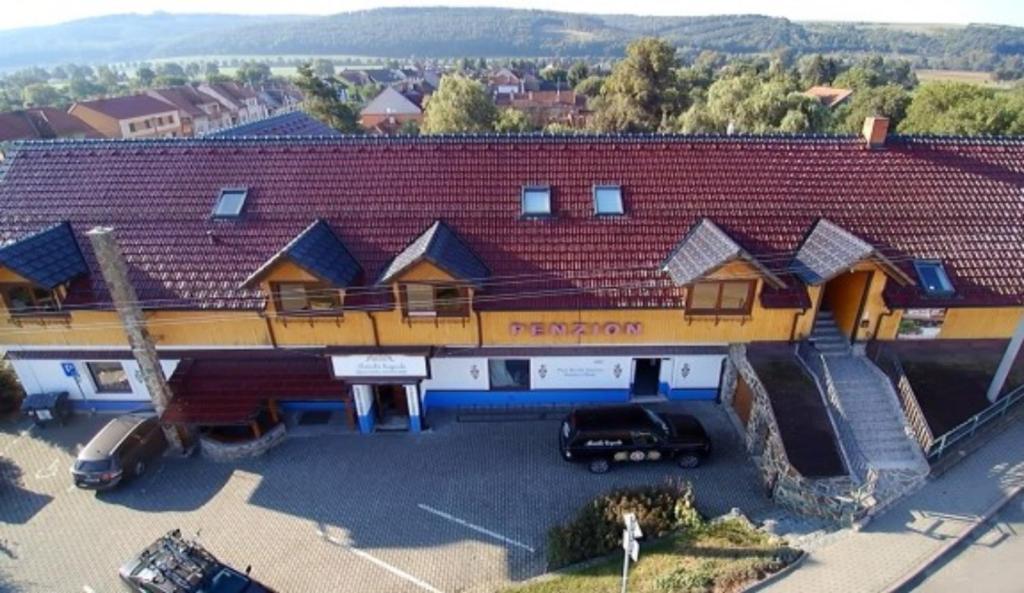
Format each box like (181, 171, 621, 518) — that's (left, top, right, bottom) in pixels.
(862, 116, 890, 148)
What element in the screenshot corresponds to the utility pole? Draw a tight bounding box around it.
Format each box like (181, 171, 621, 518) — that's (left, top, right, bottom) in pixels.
(987, 313, 1024, 403)
(86, 227, 184, 451)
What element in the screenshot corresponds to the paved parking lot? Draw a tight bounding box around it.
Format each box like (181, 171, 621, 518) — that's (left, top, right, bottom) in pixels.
(0, 402, 773, 593)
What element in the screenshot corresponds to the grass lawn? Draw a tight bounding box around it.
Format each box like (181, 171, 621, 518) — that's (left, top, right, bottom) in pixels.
(502, 519, 797, 593)
(916, 69, 1013, 88)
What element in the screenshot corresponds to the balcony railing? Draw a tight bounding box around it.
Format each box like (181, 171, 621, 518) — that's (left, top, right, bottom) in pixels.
(928, 383, 1024, 461)
(871, 344, 935, 452)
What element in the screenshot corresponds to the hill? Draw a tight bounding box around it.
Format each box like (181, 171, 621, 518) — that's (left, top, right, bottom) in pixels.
(1, 8, 1022, 70)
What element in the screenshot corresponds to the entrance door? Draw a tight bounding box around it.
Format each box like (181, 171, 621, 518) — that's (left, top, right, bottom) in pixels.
(820, 271, 873, 342)
(631, 359, 662, 397)
(374, 385, 410, 431)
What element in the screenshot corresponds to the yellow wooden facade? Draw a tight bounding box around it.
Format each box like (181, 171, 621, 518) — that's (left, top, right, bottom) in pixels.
(0, 256, 1019, 348)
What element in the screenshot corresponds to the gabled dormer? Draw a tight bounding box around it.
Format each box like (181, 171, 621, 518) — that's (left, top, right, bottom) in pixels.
(0, 222, 88, 317)
(241, 219, 361, 315)
(791, 218, 913, 287)
(662, 218, 785, 316)
(378, 220, 489, 319)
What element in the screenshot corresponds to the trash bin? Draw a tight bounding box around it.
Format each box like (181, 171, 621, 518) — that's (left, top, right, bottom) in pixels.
(21, 391, 72, 427)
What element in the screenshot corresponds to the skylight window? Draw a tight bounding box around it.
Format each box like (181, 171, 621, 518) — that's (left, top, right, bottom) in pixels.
(521, 186, 552, 216)
(913, 260, 955, 296)
(212, 188, 248, 218)
(593, 185, 624, 216)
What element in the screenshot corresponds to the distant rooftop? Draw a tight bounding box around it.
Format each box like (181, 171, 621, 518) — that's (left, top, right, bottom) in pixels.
(208, 111, 341, 138)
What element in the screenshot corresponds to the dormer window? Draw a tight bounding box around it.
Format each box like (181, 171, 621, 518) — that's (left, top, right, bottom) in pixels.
(402, 283, 468, 318)
(521, 186, 552, 216)
(1, 284, 60, 315)
(213, 188, 248, 218)
(272, 282, 342, 314)
(913, 260, 955, 297)
(593, 185, 624, 216)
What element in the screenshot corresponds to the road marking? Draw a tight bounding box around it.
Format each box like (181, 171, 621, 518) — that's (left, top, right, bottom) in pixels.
(417, 503, 536, 553)
(0, 426, 33, 455)
(315, 527, 445, 593)
(34, 458, 60, 480)
(83, 586, 96, 593)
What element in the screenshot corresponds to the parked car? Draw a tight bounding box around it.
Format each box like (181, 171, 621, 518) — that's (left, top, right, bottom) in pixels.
(71, 413, 167, 490)
(559, 405, 712, 473)
(119, 529, 275, 593)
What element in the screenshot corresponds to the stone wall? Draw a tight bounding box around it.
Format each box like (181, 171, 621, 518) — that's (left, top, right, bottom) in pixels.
(727, 345, 867, 525)
(199, 423, 287, 462)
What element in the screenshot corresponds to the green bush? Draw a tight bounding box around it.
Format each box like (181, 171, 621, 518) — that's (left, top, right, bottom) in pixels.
(546, 479, 703, 569)
(655, 560, 716, 592)
(0, 361, 24, 415)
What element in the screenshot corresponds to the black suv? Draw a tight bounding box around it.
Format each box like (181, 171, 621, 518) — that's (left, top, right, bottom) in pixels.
(559, 405, 712, 473)
(119, 529, 275, 593)
(72, 413, 167, 490)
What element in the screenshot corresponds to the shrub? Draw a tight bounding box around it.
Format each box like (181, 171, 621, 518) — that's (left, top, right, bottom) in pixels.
(0, 361, 24, 415)
(655, 560, 716, 593)
(546, 479, 703, 568)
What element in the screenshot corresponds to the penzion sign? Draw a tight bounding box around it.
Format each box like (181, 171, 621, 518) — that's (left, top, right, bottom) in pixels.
(509, 321, 643, 337)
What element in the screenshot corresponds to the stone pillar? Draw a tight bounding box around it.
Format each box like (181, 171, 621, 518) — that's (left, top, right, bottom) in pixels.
(86, 227, 184, 451)
(405, 384, 422, 432)
(352, 385, 375, 434)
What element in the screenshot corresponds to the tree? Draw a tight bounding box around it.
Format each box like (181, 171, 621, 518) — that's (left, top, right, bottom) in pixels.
(544, 122, 578, 134)
(68, 76, 103, 99)
(567, 61, 590, 88)
(833, 84, 911, 133)
(589, 37, 681, 132)
(798, 54, 840, 87)
(312, 58, 335, 78)
(156, 62, 186, 78)
(899, 82, 1021, 135)
(95, 65, 120, 88)
(235, 61, 272, 87)
(495, 108, 533, 133)
(153, 75, 189, 88)
(203, 62, 221, 81)
(421, 74, 497, 133)
(676, 73, 829, 134)
(293, 63, 361, 133)
(135, 65, 156, 87)
(574, 75, 605, 99)
(185, 62, 202, 79)
(21, 83, 62, 108)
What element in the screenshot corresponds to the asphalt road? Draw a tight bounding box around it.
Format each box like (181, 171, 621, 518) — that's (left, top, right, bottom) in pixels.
(911, 492, 1024, 593)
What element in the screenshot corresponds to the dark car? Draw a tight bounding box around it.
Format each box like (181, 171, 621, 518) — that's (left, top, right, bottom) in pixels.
(71, 413, 167, 490)
(119, 529, 275, 593)
(559, 405, 711, 473)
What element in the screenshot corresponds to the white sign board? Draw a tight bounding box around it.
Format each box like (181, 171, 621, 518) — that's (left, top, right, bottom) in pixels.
(531, 357, 633, 390)
(332, 355, 427, 379)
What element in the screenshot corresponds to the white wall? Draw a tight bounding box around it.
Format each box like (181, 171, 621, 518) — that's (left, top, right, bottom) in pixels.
(665, 355, 726, 390)
(532, 356, 632, 390)
(421, 357, 489, 391)
(10, 358, 179, 402)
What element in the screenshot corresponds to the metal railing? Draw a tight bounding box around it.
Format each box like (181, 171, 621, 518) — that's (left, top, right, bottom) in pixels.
(795, 341, 869, 484)
(872, 345, 935, 452)
(928, 383, 1024, 461)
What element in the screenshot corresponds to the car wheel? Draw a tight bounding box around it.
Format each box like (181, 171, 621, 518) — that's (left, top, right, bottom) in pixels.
(676, 454, 701, 469)
(588, 459, 611, 474)
(134, 460, 146, 477)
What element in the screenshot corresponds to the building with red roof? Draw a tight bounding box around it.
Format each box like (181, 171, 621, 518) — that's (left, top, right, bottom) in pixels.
(0, 119, 1020, 444)
(0, 108, 100, 146)
(68, 94, 184, 139)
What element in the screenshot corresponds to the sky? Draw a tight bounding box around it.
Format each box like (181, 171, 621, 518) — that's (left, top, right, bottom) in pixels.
(2, 0, 1023, 30)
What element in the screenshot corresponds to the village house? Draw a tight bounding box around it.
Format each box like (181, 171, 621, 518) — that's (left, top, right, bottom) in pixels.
(0, 118, 1020, 513)
(197, 82, 269, 126)
(68, 95, 184, 139)
(0, 107, 100, 149)
(208, 111, 341, 138)
(146, 85, 231, 136)
(494, 87, 589, 128)
(359, 86, 424, 132)
(803, 85, 855, 109)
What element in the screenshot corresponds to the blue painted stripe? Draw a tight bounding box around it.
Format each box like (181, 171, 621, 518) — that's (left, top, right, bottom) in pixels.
(357, 414, 375, 434)
(666, 388, 719, 401)
(424, 389, 630, 408)
(70, 400, 150, 412)
(409, 415, 422, 432)
(278, 401, 348, 412)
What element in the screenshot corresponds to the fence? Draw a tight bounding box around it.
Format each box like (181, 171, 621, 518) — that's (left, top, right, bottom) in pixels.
(871, 345, 935, 452)
(928, 383, 1024, 461)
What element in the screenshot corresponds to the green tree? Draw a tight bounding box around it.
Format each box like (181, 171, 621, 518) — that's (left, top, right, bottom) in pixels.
(153, 75, 189, 88)
(68, 76, 103, 99)
(899, 82, 1020, 135)
(833, 84, 911, 133)
(203, 61, 221, 81)
(495, 108, 533, 133)
(543, 122, 578, 134)
(21, 83, 62, 107)
(293, 63, 361, 133)
(235, 61, 272, 87)
(574, 75, 605, 99)
(135, 65, 156, 87)
(312, 58, 335, 78)
(422, 74, 497, 133)
(589, 37, 681, 132)
(184, 62, 202, 79)
(95, 65, 120, 88)
(798, 54, 840, 87)
(567, 61, 590, 88)
(156, 62, 185, 78)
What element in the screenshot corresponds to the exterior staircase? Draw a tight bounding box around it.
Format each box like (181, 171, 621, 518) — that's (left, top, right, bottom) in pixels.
(797, 312, 930, 516)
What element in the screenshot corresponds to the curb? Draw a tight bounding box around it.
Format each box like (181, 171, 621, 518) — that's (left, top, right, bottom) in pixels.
(739, 550, 808, 593)
(882, 483, 1023, 593)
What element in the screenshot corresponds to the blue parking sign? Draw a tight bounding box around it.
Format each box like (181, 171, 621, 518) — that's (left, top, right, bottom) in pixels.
(61, 362, 78, 377)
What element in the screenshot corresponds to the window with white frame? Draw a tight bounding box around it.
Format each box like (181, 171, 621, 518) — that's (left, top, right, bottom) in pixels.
(212, 188, 248, 218)
(521, 186, 552, 216)
(86, 361, 132, 393)
(593, 185, 624, 215)
(488, 359, 530, 390)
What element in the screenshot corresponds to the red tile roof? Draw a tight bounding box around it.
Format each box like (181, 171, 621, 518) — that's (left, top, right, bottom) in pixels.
(0, 112, 40, 142)
(0, 135, 1020, 312)
(72, 95, 179, 120)
(803, 86, 854, 109)
(0, 109, 100, 142)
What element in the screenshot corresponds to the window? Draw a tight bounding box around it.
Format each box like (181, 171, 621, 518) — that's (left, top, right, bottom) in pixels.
(212, 188, 248, 218)
(1, 284, 59, 314)
(273, 282, 341, 314)
(521, 186, 552, 216)
(686, 280, 755, 314)
(489, 359, 530, 390)
(593, 185, 624, 215)
(913, 260, 955, 297)
(128, 122, 137, 132)
(87, 362, 132, 394)
(156, 117, 163, 125)
(168, 114, 175, 124)
(402, 283, 468, 318)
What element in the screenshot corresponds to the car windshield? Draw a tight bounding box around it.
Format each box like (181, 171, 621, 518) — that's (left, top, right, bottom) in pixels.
(642, 408, 671, 435)
(202, 568, 251, 593)
(74, 459, 111, 472)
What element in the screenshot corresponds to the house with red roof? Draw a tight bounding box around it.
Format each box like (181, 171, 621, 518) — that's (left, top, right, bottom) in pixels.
(0, 108, 100, 147)
(146, 85, 231, 136)
(803, 85, 855, 109)
(68, 94, 184, 139)
(197, 82, 269, 126)
(0, 117, 1020, 503)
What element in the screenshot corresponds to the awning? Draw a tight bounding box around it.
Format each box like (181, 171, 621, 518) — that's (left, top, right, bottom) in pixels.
(163, 352, 347, 425)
